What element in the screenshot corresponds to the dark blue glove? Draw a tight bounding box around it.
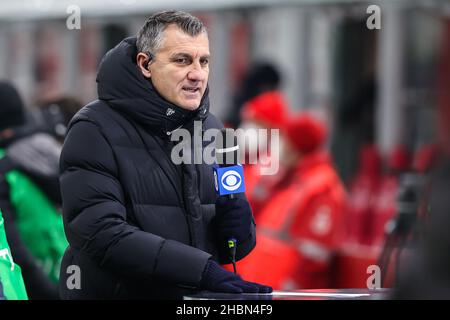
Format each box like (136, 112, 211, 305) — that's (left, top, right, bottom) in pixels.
(214, 197, 253, 244)
(200, 259, 272, 294)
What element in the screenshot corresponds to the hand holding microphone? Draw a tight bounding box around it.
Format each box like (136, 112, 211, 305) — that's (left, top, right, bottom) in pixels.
(213, 128, 248, 272)
(215, 197, 252, 245)
(205, 128, 272, 294)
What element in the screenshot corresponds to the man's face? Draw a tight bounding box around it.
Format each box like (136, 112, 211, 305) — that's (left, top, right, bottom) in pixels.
(147, 24, 210, 110)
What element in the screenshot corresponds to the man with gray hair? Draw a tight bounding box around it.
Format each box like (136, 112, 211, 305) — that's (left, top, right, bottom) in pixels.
(59, 10, 271, 299)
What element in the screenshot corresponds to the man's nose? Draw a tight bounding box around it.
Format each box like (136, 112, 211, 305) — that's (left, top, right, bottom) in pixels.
(187, 62, 207, 82)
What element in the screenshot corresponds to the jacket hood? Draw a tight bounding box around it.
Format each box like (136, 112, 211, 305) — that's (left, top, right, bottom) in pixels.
(96, 37, 210, 136)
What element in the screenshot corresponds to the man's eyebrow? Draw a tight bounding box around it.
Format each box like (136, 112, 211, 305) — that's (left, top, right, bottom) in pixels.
(170, 52, 192, 59)
(169, 52, 210, 59)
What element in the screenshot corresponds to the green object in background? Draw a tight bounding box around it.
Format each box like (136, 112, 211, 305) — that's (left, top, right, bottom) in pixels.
(0, 210, 28, 300)
(5, 171, 68, 283)
(0, 148, 68, 283)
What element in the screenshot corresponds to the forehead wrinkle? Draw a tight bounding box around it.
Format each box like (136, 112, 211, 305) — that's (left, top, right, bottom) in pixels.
(170, 52, 192, 58)
(159, 43, 209, 60)
(158, 28, 209, 56)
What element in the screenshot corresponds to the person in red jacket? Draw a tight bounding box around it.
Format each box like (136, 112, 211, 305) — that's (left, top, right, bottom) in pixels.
(237, 113, 348, 289)
(346, 144, 383, 245)
(239, 90, 289, 219)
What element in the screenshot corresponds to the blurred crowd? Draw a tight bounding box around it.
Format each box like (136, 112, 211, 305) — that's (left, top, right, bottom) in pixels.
(0, 81, 82, 300)
(221, 63, 444, 296)
(0, 58, 448, 299)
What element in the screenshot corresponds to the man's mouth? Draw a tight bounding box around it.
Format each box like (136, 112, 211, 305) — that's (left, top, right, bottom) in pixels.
(182, 86, 200, 94)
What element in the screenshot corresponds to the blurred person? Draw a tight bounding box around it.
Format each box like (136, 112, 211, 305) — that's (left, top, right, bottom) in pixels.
(393, 150, 450, 299)
(371, 145, 412, 246)
(409, 144, 439, 234)
(58, 11, 271, 300)
(378, 144, 439, 289)
(225, 62, 281, 129)
(0, 209, 28, 300)
(237, 113, 347, 289)
(238, 90, 289, 218)
(0, 81, 67, 299)
(33, 96, 83, 143)
(413, 144, 439, 176)
(345, 144, 382, 245)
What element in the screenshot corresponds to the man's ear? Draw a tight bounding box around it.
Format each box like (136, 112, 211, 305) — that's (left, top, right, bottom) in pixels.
(137, 52, 151, 78)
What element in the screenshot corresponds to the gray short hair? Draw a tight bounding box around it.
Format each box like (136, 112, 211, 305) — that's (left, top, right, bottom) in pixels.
(137, 10, 207, 57)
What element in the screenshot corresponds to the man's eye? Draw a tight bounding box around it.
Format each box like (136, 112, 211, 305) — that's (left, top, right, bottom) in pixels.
(175, 58, 189, 64)
(200, 59, 209, 66)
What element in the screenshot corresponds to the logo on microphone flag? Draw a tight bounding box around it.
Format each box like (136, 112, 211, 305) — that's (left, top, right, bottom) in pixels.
(213, 165, 246, 196)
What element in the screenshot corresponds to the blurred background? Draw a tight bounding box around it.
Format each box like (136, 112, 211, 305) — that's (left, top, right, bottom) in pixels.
(1, 0, 448, 179)
(1, 0, 450, 297)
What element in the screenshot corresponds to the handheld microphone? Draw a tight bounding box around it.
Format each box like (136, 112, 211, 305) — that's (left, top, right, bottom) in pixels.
(213, 128, 245, 197)
(214, 128, 246, 273)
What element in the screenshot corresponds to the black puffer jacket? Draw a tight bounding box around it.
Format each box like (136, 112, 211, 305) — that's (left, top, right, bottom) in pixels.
(58, 37, 256, 300)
